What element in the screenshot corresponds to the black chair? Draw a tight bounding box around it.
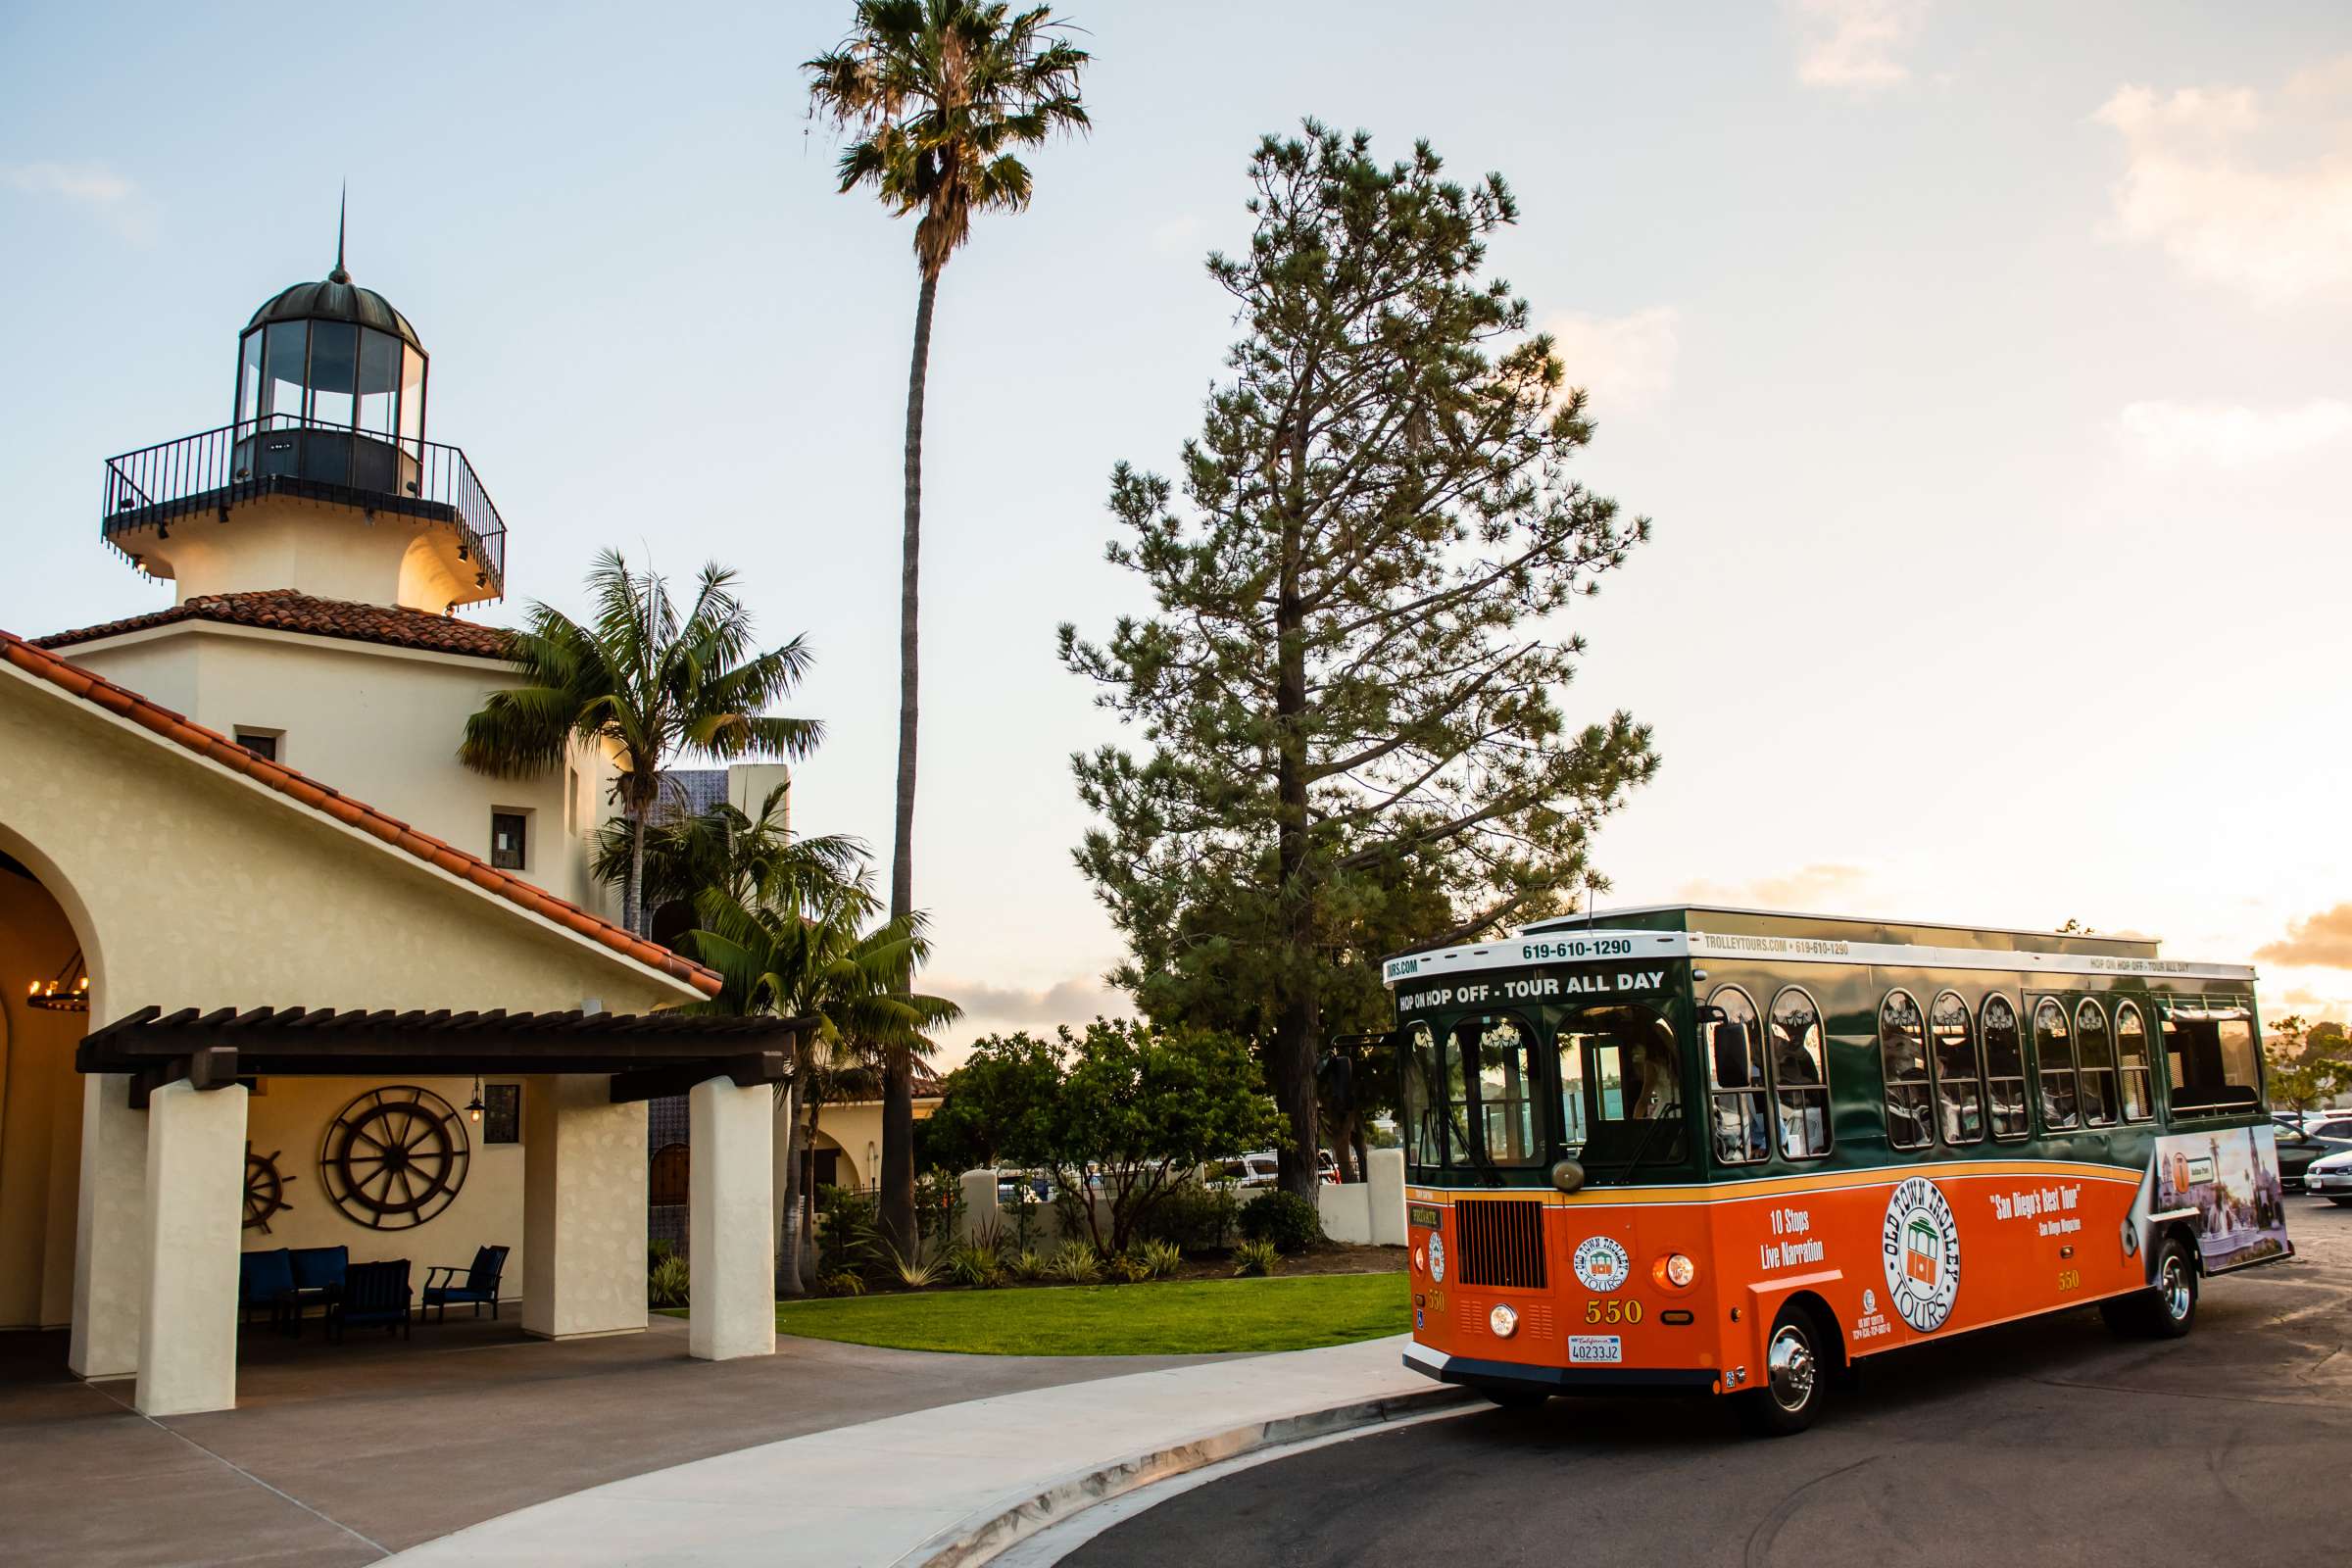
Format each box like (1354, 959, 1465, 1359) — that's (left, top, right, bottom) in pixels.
(331, 1260, 413, 1343)
(422, 1245, 511, 1323)
(239, 1249, 293, 1326)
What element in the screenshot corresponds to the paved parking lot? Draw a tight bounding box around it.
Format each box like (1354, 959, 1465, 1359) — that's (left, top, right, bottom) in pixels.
(1069, 1197, 2352, 1568)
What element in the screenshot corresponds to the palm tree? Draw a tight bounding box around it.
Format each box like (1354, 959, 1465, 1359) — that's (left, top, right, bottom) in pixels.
(805, 0, 1089, 1256)
(691, 882, 960, 1294)
(595, 781, 865, 947)
(460, 550, 820, 935)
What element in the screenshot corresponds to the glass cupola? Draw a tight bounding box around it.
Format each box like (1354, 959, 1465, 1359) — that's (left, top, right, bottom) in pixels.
(232, 218, 427, 497)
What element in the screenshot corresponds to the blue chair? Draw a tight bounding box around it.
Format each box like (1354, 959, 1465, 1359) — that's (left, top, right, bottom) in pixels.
(331, 1260, 413, 1343)
(422, 1245, 510, 1323)
(238, 1249, 293, 1325)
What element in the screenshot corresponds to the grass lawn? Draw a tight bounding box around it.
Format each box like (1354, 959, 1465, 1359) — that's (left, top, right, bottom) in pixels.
(766, 1271, 1409, 1356)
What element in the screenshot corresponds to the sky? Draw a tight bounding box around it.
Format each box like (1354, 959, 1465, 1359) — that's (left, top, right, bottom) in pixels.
(4, 0, 2350, 1054)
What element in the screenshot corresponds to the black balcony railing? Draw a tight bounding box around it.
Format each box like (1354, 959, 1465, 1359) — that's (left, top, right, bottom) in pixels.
(101, 416, 508, 601)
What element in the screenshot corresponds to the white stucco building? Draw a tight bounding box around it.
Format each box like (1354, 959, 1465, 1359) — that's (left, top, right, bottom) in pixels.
(0, 233, 796, 1415)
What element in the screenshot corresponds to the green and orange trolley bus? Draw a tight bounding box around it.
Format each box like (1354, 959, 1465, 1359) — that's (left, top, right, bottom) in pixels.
(1389, 906, 2291, 1435)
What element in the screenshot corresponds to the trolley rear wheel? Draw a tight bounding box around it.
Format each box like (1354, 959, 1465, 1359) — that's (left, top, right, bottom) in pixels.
(2101, 1234, 2198, 1339)
(1736, 1303, 1828, 1437)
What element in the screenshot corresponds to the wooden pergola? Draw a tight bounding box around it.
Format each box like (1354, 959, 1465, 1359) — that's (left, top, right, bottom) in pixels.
(77, 1004, 812, 1106)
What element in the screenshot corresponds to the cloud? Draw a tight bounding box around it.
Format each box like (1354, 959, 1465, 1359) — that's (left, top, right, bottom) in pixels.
(1787, 0, 1929, 94)
(0, 161, 156, 243)
(2264, 985, 2352, 1024)
(1676, 862, 1871, 910)
(1151, 214, 1201, 257)
(2255, 904, 2352, 969)
(2111, 398, 2352, 468)
(931, 975, 1128, 1027)
(1547, 306, 1681, 416)
(2093, 60, 2352, 306)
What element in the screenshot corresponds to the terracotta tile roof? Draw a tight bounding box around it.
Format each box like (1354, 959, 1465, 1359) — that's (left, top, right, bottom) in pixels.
(34, 590, 515, 660)
(0, 630, 719, 998)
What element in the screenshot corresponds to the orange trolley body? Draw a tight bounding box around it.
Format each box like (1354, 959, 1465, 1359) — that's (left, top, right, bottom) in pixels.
(1389, 907, 2290, 1415)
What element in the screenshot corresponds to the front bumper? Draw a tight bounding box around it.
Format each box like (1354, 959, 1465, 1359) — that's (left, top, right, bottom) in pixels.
(2305, 1169, 2350, 1193)
(1403, 1339, 1721, 1396)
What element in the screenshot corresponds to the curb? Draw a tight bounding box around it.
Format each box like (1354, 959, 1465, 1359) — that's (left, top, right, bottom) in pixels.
(900, 1384, 1477, 1568)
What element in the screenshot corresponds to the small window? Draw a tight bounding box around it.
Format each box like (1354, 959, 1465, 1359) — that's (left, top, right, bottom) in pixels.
(2115, 1003, 2154, 1122)
(1400, 1021, 1446, 1168)
(1880, 990, 1934, 1152)
(565, 766, 580, 834)
(2162, 1005, 2263, 1114)
(490, 810, 527, 870)
(234, 729, 279, 761)
(1705, 987, 1769, 1165)
(2075, 1001, 2117, 1127)
(1982, 994, 2030, 1139)
(2034, 997, 2078, 1130)
(1557, 1024, 1589, 1152)
(1929, 990, 1985, 1145)
(1769, 987, 1831, 1158)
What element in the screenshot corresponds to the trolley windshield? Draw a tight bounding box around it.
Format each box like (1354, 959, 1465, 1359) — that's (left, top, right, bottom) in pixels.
(1400, 1000, 1685, 1175)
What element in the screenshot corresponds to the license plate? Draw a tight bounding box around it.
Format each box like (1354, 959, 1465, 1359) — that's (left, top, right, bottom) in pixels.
(1568, 1335, 1622, 1364)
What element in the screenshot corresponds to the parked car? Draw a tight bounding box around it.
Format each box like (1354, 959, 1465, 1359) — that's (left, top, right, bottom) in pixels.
(2274, 1126, 2352, 1192)
(1209, 1151, 1343, 1188)
(2305, 1147, 2352, 1205)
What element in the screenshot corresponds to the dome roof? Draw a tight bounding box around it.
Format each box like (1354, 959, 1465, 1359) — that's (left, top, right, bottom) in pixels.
(245, 272, 422, 351)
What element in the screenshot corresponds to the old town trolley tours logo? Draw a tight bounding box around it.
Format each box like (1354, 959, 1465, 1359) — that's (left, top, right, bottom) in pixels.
(1572, 1235, 1630, 1292)
(1880, 1175, 1961, 1332)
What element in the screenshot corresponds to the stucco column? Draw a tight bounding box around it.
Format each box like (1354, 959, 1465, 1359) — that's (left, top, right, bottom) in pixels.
(1369, 1148, 1408, 1247)
(689, 1076, 775, 1361)
(522, 1074, 648, 1340)
(70, 1072, 147, 1381)
(134, 1079, 246, 1417)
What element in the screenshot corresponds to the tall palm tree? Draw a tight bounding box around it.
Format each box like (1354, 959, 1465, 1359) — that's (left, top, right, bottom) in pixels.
(805, 0, 1089, 1256)
(461, 550, 821, 935)
(691, 882, 960, 1294)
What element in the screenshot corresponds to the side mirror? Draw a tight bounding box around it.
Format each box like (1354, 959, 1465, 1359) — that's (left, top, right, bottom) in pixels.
(1710, 1023, 1753, 1090)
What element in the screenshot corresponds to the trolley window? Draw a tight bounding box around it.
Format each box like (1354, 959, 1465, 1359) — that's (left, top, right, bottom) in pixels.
(1881, 990, 1933, 1152)
(1769, 987, 1832, 1158)
(2115, 1003, 2155, 1122)
(1704, 987, 1769, 1165)
(1454, 1014, 1544, 1167)
(2076, 1000, 2118, 1127)
(2162, 1006, 2263, 1115)
(1929, 989, 1985, 1145)
(2034, 997, 2078, 1130)
(1399, 1021, 1453, 1169)
(1982, 994, 2030, 1140)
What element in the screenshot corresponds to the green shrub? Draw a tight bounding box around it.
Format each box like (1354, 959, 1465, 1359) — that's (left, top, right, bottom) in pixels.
(1107, 1250, 1154, 1284)
(1140, 1183, 1240, 1254)
(1046, 1240, 1102, 1285)
(915, 1167, 966, 1255)
(817, 1184, 884, 1279)
(1239, 1190, 1322, 1253)
(888, 1244, 945, 1289)
(648, 1251, 691, 1306)
(818, 1270, 867, 1297)
(1008, 1249, 1047, 1282)
(949, 1243, 1006, 1289)
(1232, 1238, 1282, 1277)
(1138, 1239, 1185, 1280)
(968, 1217, 1008, 1255)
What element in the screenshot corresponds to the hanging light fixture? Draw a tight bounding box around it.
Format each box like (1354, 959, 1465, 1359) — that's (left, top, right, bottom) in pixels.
(466, 1075, 485, 1124)
(28, 950, 89, 1012)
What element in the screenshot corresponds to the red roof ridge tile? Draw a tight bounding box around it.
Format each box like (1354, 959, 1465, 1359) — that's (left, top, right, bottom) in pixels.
(0, 629, 720, 998)
(33, 589, 516, 661)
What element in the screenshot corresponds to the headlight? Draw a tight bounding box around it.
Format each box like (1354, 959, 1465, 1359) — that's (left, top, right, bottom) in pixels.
(1489, 1303, 1519, 1338)
(1646, 1250, 1702, 1288)
(1413, 1246, 1426, 1273)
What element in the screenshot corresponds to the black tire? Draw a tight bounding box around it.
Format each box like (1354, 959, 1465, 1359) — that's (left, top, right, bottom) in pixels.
(1480, 1388, 1549, 1412)
(1736, 1303, 1828, 1437)
(2102, 1234, 2198, 1339)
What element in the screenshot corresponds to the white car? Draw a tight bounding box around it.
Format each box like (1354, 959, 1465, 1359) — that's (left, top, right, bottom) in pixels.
(2305, 1147, 2352, 1205)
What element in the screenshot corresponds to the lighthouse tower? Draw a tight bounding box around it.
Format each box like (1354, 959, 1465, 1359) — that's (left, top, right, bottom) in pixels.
(100, 208, 504, 614)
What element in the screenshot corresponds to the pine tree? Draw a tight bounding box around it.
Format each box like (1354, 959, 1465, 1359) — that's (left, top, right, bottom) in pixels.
(1060, 123, 1659, 1201)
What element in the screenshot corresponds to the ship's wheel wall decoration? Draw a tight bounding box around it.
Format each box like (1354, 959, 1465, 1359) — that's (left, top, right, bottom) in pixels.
(318, 1085, 471, 1230)
(243, 1143, 296, 1233)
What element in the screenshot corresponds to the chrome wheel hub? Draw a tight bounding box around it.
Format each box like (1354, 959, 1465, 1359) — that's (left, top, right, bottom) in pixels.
(2162, 1255, 2192, 1321)
(1766, 1323, 1816, 1411)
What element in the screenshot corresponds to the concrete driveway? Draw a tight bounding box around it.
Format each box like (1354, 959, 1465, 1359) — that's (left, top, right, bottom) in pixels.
(1061, 1197, 2352, 1567)
(0, 1312, 1226, 1566)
